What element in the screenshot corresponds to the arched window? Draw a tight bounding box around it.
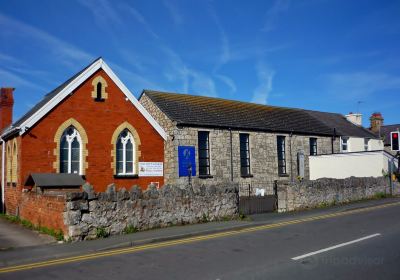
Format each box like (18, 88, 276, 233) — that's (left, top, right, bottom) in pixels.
(60, 126, 82, 174)
(91, 76, 108, 101)
(12, 141, 17, 183)
(6, 143, 11, 183)
(96, 82, 102, 100)
(116, 129, 135, 175)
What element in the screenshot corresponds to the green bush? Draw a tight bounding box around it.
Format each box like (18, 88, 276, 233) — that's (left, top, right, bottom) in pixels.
(96, 227, 109, 238)
(123, 225, 138, 234)
(373, 192, 387, 199)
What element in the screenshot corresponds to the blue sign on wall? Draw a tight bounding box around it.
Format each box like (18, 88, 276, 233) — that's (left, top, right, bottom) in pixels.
(178, 146, 196, 177)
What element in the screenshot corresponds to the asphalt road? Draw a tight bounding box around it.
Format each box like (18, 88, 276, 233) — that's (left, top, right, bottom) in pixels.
(1, 203, 400, 280)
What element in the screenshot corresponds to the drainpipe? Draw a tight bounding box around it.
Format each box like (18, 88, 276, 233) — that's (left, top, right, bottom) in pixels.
(331, 128, 336, 154)
(289, 130, 293, 182)
(1, 138, 5, 213)
(229, 128, 233, 182)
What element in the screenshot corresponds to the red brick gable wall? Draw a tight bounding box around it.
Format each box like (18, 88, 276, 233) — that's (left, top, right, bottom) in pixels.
(18, 69, 164, 193)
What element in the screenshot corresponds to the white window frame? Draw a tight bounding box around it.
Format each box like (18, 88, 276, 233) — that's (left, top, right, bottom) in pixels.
(117, 131, 136, 175)
(61, 127, 82, 175)
(341, 137, 349, 152)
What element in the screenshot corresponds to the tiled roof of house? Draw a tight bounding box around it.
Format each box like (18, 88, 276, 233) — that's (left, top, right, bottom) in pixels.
(379, 124, 400, 145)
(142, 90, 378, 138)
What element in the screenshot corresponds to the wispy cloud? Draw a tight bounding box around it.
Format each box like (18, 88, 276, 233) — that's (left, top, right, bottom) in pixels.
(326, 71, 400, 99)
(262, 0, 291, 32)
(215, 74, 237, 93)
(163, 0, 183, 25)
(0, 53, 24, 66)
(77, 0, 122, 29)
(162, 47, 217, 96)
(109, 62, 164, 93)
(122, 3, 160, 39)
(0, 13, 92, 67)
(0, 68, 47, 92)
(118, 49, 153, 72)
(252, 62, 275, 104)
(230, 43, 290, 61)
(0, 53, 56, 86)
(208, 4, 231, 70)
(316, 51, 381, 65)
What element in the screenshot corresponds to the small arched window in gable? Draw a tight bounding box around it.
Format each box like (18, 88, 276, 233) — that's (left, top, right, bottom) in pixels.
(91, 76, 108, 101)
(96, 82, 102, 100)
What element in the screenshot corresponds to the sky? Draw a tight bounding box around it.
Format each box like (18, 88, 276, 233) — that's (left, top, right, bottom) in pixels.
(0, 0, 399, 127)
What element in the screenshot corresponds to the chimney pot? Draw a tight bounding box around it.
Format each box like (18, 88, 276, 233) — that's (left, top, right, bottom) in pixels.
(0, 87, 15, 132)
(345, 112, 362, 126)
(369, 112, 383, 134)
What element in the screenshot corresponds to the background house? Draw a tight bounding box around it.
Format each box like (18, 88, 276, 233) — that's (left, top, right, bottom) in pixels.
(0, 58, 166, 215)
(310, 112, 397, 180)
(139, 90, 380, 195)
(369, 112, 400, 156)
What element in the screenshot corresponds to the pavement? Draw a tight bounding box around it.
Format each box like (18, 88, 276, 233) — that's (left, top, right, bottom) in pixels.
(0, 196, 399, 271)
(0, 217, 55, 250)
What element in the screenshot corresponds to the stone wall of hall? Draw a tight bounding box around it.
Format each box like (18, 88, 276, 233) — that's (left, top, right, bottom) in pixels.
(140, 93, 340, 196)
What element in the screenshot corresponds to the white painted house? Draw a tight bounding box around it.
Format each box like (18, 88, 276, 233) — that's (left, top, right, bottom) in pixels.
(310, 150, 397, 180)
(340, 113, 384, 153)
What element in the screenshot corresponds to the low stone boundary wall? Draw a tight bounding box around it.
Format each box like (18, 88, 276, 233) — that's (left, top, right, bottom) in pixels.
(277, 177, 399, 212)
(64, 184, 238, 241)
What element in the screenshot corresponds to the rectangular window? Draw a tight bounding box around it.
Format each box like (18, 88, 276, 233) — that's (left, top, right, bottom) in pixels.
(277, 136, 286, 175)
(310, 137, 317, 156)
(341, 137, 349, 152)
(364, 138, 369, 151)
(198, 131, 210, 176)
(240, 133, 251, 176)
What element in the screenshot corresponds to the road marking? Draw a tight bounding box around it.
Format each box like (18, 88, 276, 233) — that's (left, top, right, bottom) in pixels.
(0, 201, 398, 274)
(292, 233, 381, 260)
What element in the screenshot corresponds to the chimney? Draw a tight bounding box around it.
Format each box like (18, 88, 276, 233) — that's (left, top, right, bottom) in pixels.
(369, 112, 383, 134)
(345, 112, 362, 126)
(0, 88, 14, 131)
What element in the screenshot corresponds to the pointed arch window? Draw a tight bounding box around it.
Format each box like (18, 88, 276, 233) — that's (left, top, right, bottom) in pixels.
(12, 141, 17, 184)
(6, 143, 11, 184)
(116, 129, 136, 175)
(60, 126, 82, 174)
(91, 76, 108, 101)
(96, 82, 102, 100)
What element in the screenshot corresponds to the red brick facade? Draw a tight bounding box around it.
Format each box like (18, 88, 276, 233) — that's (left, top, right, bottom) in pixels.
(19, 193, 67, 233)
(2, 68, 165, 217)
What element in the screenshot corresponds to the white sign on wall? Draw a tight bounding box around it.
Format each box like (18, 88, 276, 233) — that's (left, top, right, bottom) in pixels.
(139, 162, 163, 177)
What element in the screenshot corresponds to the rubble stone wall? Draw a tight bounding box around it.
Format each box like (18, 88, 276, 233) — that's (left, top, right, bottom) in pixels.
(277, 177, 399, 212)
(64, 184, 239, 241)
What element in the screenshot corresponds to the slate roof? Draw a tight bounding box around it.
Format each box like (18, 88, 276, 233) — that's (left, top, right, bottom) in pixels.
(379, 124, 400, 145)
(142, 90, 378, 138)
(24, 173, 85, 187)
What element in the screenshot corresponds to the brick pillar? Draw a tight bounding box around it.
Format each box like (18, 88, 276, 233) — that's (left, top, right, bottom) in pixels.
(0, 88, 14, 131)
